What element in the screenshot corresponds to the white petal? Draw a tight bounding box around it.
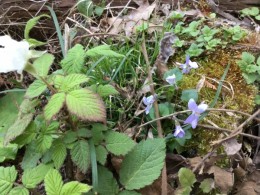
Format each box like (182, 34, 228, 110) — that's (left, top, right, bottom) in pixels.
(189, 61, 198, 68)
(197, 103, 208, 113)
(0, 36, 29, 73)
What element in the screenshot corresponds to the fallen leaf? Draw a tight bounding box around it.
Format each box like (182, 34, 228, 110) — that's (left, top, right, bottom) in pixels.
(223, 138, 242, 156)
(208, 165, 234, 193)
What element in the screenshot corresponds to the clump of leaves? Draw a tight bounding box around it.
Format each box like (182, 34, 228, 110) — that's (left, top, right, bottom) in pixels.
(237, 52, 260, 84)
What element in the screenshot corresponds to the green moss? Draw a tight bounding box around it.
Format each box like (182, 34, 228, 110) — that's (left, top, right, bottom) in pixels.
(170, 49, 257, 154)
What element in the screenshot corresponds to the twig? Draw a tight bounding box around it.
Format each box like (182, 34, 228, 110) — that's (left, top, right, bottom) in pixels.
(140, 38, 167, 195)
(212, 109, 260, 146)
(137, 108, 260, 129)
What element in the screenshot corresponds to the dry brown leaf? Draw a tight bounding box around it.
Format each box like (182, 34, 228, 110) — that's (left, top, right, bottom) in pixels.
(204, 80, 217, 90)
(196, 75, 206, 92)
(124, 2, 156, 36)
(208, 165, 234, 193)
(223, 138, 242, 156)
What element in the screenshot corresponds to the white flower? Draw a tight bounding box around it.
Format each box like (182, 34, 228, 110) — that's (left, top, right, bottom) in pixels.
(0, 35, 30, 74)
(166, 74, 176, 85)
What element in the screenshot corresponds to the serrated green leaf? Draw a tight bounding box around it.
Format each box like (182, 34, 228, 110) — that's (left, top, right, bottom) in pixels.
(95, 145, 108, 165)
(241, 52, 255, 64)
(35, 122, 59, 153)
(242, 73, 257, 84)
(96, 165, 119, 195)
(96, 85, 119, 97)
(61, 181, 92, 195)
(118, 190, 141, 195)
(119, 139, 166, 190)
(178, 168, 196, 188)
(22, 164, 52, 189)
(51, 139, 67, 169)
(256, 56, 260, 66)
(92, 128, 104, 145)
(9, 186, 29, 195)
(0, 166, 17, 195)
(255, 15, 260, 20)
(24, 14, 50, 43)
(22, 144, 42, 170)
(199, 178, 214, 193)
(19, 99, 39, 115)
(44, 169, 63, 195)
(64, 131, 77, 144)
(4, 113, 33, 146)
(25, 79, 47, 98)
(66, 89, 106, 122)
(44, 93, 66, 121)
(33, 53, 55, 77)
(86, 45, 124, 58)
(60, 74, 89, 92)
(186, 43, 204, 57)
(61, 44, 86, 74)
(13, 121, 37, 146)
(71, 140, 90, 173)
(105, 131, 135, 155)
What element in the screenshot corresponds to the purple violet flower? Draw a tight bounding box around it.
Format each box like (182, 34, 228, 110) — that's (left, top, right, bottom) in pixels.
(166, 74, 176, 85)
(179, 55, 198, 74)
(173, 125, 185, 138)
(184, 99, 208, 129)
(142, 95, 155, 114)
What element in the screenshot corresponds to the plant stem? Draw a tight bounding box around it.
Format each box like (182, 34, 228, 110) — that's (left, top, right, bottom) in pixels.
(141, 37, 167, 195)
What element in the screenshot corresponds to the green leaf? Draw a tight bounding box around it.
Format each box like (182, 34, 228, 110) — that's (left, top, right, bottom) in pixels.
(22, 164, 52, 188)
(9, 186, 29, 195)
(61, 181, 92, 195)
(33, 53, 55, 77)
(0, 142, 18, 163)
(64, 131, 77, 144)
(24, 14, 50, 45)
(44, 169, 63, 195)
(35, 122, 59, 153)
(71, 140, 90, 173)
(51, 139, 67, 169)
(77, 0, 94, 17)
(4, 113, 33, 146)
(199, 178, 214, 193)
(255, 95, 260, 105)
(181, 89, 198, 102)
(61, 44, 86, 74)
(66, 89, 106, 122)
(0, 92, 24, 138)
(96, 165, 119, 195)
(159, 102, 174, 117)
(163, 68, 183, 83)
(118, 190, 141, 195)
(25, 79, 47, 98)
(257, 56, 260, 66)
(86, 45, 124, 58)
(21, 144, 42, 170)
(246, 65, 259, 73)
(44, 92, 66, 121)
(96, 85, 119, 97)
(95, 145, 108, 165)
(178, 168, 196, 188)
(119, 138, 166, 190)
(242, 73, 257, 84)
(186, 43, 204, 57)
(92, 128, 104, 145)
(13, 121, 37, 146)
(241, 52, 255, 64)
(255, 15, 260, 20)
(241, 7, 259, 16)
(0, 166, 17, 195)
(60, 74, 89, 92)
(105, 131, 135, 155)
